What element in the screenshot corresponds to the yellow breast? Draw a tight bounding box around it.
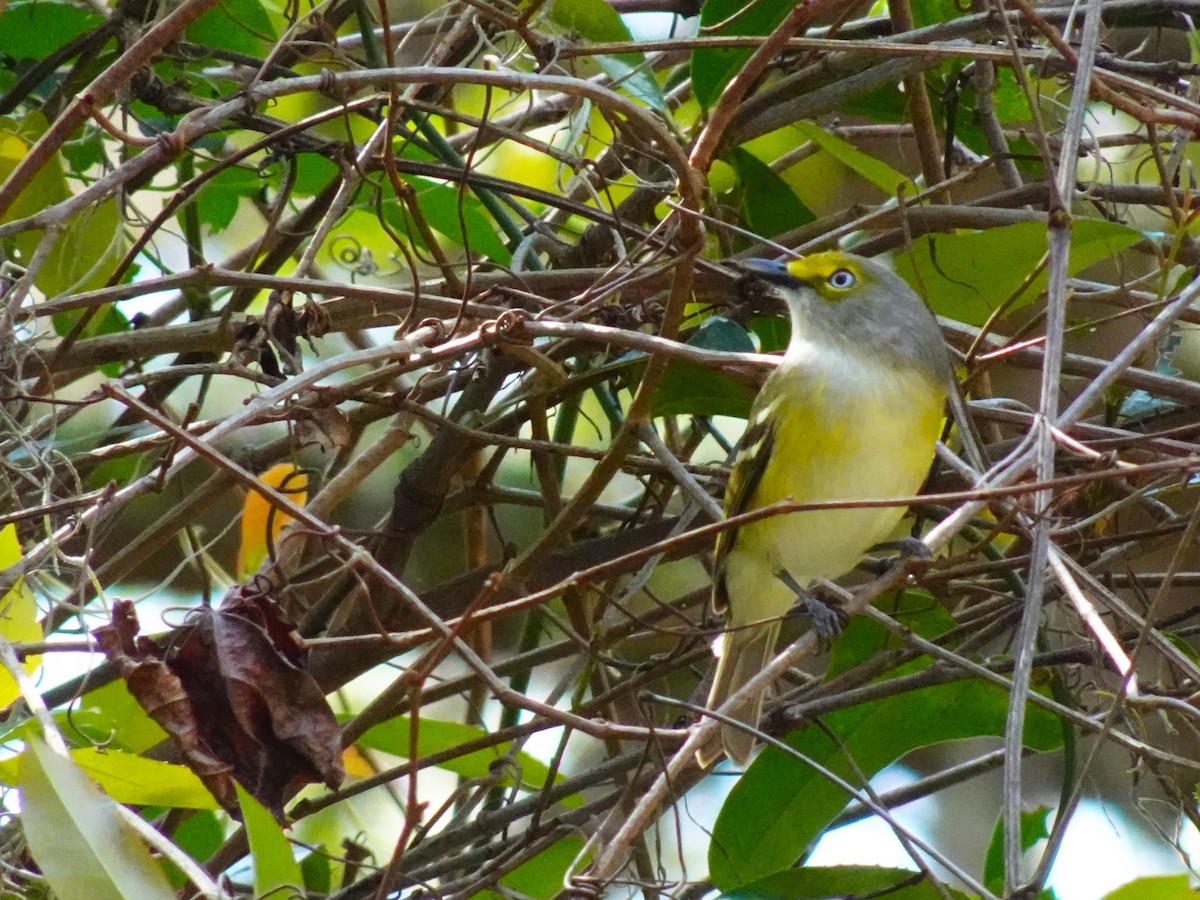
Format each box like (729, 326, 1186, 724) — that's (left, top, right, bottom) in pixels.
(723, 343, 945, 625)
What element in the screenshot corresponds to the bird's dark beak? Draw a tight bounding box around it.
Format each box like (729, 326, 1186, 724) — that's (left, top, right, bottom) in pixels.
(739, 258, 801, 286)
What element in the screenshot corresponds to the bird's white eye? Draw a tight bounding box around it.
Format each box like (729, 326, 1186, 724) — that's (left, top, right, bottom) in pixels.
(828, 269, 855, 290)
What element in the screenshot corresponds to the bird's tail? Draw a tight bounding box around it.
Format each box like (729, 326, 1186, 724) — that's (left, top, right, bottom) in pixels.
(695, 619, 781, 768)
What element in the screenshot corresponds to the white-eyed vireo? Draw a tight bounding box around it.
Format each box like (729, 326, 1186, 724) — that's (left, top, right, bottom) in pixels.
(698, 251, 953, 767)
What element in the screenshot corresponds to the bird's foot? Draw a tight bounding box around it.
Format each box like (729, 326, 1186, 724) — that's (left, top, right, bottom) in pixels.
(777, 570, 846, 645)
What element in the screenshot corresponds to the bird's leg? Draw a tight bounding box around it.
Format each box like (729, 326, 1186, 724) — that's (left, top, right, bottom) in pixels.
(776, 569, 846, 643)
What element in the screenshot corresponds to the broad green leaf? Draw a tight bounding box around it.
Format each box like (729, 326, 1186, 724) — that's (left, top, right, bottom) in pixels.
(675, 317, 754, 356)
(991, 67, 1033, 123)
(0, 709, 110, 752)
(301, 847, 333, 893)
(499, 835, 586, 898)
(237, 784, 303, 899)
(654, 317, 758, 418)
(0, 114, 98, 297)
(411, 176, 512, 264)
(294, 151, 340, 196)
(730, 148, 815, 238)
(0, 747, 216, 808)
(69, 749, 219, 810)
(1102, 875, 1194, 900)
(692, 0, 795, 109)
(0, 116, 69, 219)
(983, 806, 1052, 895)
(723, 865, 972, 899)
(79, 679, 169, 754)
(748, 315, 789, 353)
(357, 716, 580, 807)
(0, 1, 102, 59)
(893, 220, 1144, 326)
(38, 197, 126, 297)
(196, 165, 263, 233)
(708, 676, 1063, 889)
(842, 82, 908, 124)
(383, 176, 512, 265)
(910, 0, 969, 28)
(1, 114, 128, 298)
(791, 121, 914, 196)
(826, 591, 956, 678)
(19, 735, 176, 900)
(187, 0, 277, 56)
(549, 0, 665, 111)
(163, 811, 224, 889)
(0, 524, 41, 709)
(62, 127, 106, 174)
(654, 360, 757, 418)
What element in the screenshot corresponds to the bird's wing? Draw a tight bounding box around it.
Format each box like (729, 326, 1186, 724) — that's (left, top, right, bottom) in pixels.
(712, 412, 776, 613)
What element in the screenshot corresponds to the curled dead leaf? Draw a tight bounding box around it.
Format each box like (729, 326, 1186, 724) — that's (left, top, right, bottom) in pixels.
(93, 588, 344, 821)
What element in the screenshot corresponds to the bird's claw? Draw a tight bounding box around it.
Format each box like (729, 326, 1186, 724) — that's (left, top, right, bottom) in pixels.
(777, 569, 846, 646)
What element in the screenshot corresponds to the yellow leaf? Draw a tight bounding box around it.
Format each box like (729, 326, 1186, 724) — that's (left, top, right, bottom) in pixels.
(341, 744, 373, 779)
(237, 464, 308, 579)
(0, 524, 42, 707)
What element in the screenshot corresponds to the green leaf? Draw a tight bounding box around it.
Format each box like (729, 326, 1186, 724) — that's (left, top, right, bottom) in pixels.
(62, 128, 106, 174)
(549, 0, 626, 39)
(548, 0, 665, 111)
(383, 176, 512, 265)
(186, 0, 276, 56)
(654, 317, 758, 418)
(1101, 875, 1195, 900)
(723, 865, 973, 899)
(0, 114, 120, 298)
(38, 197, 126, 297)
(0, 1, 103, 59)
(163, 811, 224, 889)
(0, 747, 216, 809)
(654, 360, 757, 418)
(294, 152, 340, 196)
(692, 0, 795, 109)
(301, 847, 333, 893)
(357, 716, 580, 807)
(748, 316, 788, 353)
(499, 835, 586, 898)
(841, 83, 908, 124)
(826, 591, 956, 679)
(893, 220, 1144, 326)
(708, 677, 1063, 889)
(990, 67, 1033, 123)
(196, 165, 262, 233)
(730, 148, 815, 238)
(909, 0, 969, 28)
(79, 679, 169, 754)
(70, 749, 219, 810)
(790, 121, 915, 196)
(237, 784, 303, 898)
(983, 806, 1052, 895)
(19, 735, 176, 900)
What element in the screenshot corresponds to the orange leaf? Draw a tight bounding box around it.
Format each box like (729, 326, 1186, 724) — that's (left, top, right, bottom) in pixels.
(236, 464, 307, 579)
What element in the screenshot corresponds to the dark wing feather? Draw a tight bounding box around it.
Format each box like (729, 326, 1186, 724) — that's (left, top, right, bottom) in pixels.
(713, 415, 776, 613)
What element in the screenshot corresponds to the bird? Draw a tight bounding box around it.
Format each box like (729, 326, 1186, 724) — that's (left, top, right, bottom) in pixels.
(696, 251, 954, 767)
